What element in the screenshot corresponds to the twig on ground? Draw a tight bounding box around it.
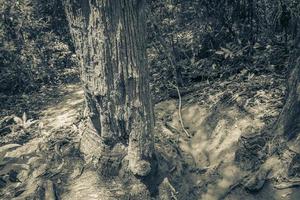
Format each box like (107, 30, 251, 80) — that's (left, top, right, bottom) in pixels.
(169, 82, 191, 138)
(165, 177, 178, 200)
(274, 179, 300, 189)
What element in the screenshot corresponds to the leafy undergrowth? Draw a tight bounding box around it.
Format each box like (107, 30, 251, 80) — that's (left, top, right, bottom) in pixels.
(149, 38, 290, 103)
(1, 83, 71, 120)
(147, 0, 293, 103)
(0, 0, 78, 94)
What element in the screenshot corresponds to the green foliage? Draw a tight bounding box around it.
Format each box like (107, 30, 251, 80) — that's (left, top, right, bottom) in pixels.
(0, 0, 76, 94)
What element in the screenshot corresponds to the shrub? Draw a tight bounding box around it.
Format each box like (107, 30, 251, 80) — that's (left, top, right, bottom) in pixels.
(0, 0, 76, 94)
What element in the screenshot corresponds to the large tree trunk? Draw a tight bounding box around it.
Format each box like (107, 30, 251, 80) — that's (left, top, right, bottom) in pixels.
(64, 0, 155, 176)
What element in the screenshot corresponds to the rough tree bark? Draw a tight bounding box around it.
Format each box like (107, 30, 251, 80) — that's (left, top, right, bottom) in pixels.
(273, 52, 300, 139)
(265, 49, 300, 165)
(63, 0, 155, 177)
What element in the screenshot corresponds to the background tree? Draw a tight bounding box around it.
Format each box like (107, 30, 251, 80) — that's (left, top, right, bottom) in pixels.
(63, 0, 155, 176)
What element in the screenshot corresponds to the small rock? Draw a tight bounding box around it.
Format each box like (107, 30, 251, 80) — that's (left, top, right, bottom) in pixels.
(244, 169, 269, 192)
(130, 183, 151, 200)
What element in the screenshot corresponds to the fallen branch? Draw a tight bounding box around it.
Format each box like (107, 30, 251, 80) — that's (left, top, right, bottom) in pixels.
(44, 180, 56, 200)
(274, 179, 300, 190)
(164, 122, 181, 136)
(165, 177, 178, 200)
(169, 82, 191, 138)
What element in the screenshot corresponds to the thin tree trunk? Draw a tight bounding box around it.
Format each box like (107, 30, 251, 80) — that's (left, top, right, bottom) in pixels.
(273, 52, 300, 139)
(64, 0, 155, 176)
(272, 47, 300, 148)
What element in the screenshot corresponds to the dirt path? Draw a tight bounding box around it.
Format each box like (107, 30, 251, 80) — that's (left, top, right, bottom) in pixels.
(2, 76, 300, 200)
(39, 84, 84, 132)
(5, 83, 84, 155)
(1, 84, 85, 199)
(32, 79, 298, 200)
(2, 83, 148, 200)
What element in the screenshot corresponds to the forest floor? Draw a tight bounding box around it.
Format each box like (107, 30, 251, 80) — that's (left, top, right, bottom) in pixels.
(154, 72, 300, 200)
(1, 70, 300, 199)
